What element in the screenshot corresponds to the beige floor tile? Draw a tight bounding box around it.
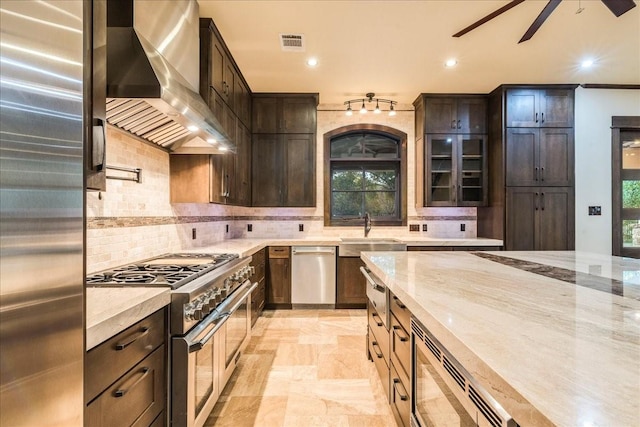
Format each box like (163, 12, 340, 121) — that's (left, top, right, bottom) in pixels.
(317, 350, 371, 379)
(347, 414, 398, 427)
(272, 343, 318, 366)
(205, 396, 287, 426)
(283, 415, 350, 427)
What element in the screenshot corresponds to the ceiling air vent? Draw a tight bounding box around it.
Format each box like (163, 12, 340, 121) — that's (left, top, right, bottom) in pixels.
(279, 33, 305, 51)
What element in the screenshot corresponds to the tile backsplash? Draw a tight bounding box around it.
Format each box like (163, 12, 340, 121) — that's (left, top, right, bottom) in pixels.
(87, 109, 477, 272)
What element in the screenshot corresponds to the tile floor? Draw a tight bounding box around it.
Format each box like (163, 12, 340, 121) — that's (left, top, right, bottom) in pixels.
(205, 309, 397, 427)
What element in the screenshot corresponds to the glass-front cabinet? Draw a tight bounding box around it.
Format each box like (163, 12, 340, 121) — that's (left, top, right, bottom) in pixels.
(425, 134, 487, 207)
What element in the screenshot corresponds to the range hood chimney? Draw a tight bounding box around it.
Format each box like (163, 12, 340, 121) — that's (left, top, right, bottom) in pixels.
(106, 0, 232, 153)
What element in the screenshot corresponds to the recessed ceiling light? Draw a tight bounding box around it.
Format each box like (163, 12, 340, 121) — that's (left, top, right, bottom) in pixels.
(445, 58, 457, 68)
(581, 59, 594, 68)
(219, 146, 228, 152)
(187, 125, 199, 132)
(307, 57, 318, 67)
(207, 138, 217, 145)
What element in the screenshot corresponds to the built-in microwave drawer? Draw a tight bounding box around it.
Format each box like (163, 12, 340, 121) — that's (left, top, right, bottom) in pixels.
(86, 345, 165, 427)
(390, 291, 410, 332)
(368, 301, 389, 364)
(86, 309, 165, 402)
(390, 359, 410, 427)
(390, 312, 411, 385)
(368, 326, 390, 400)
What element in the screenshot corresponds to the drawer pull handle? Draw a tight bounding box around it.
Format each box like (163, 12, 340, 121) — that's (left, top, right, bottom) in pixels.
(114, 367, 150, 398)
(371, 341, 383, 359)
(393, 378, 409, 401)
(393, 325, 409, 342)
(115, 327, 149, 351)
(371, 312, 383, 327)
(393, 297, 406, 309)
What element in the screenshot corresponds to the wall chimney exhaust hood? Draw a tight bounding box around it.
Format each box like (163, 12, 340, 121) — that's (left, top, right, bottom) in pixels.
(106, 0, 233, 154)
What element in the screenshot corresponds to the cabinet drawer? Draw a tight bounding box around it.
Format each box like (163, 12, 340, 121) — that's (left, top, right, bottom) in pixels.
(390, 292, 410, 332)
(368, 301, 389, 365)
(390, 313, 411, 385)
(86, 345, 165, 427)
(268, 246, 290, 259)
(390, 360, 410, 427)
(368, 326, 390, 400)
(252, 261, 265, 283)
(250, 248, 266, 266)
(86, 309, 165, 402)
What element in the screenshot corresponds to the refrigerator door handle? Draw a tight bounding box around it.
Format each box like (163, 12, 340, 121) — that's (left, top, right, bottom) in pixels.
(92, 118, 106, 171)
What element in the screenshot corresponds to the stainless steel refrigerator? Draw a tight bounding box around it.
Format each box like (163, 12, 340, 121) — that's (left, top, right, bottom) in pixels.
(1, 1, 92, 425)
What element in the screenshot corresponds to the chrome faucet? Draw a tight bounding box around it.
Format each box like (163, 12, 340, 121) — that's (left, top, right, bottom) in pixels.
(364, 212, 371, 237)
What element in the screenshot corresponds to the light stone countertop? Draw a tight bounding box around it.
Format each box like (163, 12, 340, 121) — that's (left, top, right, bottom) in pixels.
(361, 250, 640, 427)
(86, 287, 171, 350)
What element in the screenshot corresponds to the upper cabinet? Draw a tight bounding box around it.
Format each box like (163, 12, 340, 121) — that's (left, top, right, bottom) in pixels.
(200, 18, 251, 128)
(421, 95, 487, 134)
(253, 95, 318, 134)
(506, 88, 574, 128)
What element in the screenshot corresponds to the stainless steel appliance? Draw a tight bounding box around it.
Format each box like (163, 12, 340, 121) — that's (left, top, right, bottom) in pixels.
(87, 252, 256, 427)
(361, 266, 388, 328)
(411, 318, 517, 427)
(291, 246, 337, 306)
(1, 1, 87, 425)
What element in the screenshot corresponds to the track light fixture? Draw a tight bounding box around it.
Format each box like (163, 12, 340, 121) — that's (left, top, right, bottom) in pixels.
(344, 92, 397, 116)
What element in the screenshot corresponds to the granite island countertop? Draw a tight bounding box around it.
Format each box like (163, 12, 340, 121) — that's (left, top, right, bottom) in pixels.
(361, 250, 640, 427)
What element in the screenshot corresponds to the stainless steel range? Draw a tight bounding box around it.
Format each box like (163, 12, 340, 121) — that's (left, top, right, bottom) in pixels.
(87, 253, 257, 427)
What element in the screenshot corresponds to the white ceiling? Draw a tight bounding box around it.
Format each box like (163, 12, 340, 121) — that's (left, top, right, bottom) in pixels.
(197, 0, 640, 105)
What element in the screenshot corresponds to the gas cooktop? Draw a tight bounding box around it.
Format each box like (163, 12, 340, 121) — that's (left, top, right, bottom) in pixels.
(86, 253, 239, 289)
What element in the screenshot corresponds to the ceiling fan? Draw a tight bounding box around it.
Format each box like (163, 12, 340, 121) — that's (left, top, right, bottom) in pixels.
(452, 0, 637, 43)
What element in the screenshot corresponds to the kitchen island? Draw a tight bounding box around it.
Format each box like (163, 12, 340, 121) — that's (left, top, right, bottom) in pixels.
(361, 251, 640, 427)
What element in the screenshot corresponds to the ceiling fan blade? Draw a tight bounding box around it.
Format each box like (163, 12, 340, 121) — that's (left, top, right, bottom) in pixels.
(518, 0, 562, 43)
(452, 0, 525, 38)
(601, 0, 637, 17)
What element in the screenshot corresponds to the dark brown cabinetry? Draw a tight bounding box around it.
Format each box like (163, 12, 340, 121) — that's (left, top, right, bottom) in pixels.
(85, 309, 167, 427)
(250, 248, 266, 326)
(336, 257, 367, 308)
(389, 292, 412, 427)
(251, 133, 315, 207)
(506, 187, 575, 250)
(478, 84, 577, 251)
(414, 94, 488, 207)
(252, 94, 318, 207)
(267, 246, 291, 309)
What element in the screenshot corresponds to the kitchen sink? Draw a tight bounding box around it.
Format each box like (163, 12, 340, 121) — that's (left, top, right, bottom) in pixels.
(338, 238, 407, 257)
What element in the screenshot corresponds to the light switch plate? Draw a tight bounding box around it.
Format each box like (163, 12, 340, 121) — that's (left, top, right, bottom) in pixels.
(588, 206, 602, 216)
(409, 224, 419, 232)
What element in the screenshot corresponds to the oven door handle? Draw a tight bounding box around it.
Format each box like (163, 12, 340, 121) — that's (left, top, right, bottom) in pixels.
(187, 313, 229, 353)
(219, 281, 259, 317)
(360, 267, 385, 293)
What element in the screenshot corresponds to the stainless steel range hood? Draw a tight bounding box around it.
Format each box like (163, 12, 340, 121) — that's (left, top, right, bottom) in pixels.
(106, 0, 233, 153)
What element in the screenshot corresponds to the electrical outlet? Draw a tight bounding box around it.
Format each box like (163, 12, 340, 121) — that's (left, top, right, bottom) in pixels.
(588, 206, 602, 216)
(409, 224, 420, 232)
(299, 224, 304, 232)
(226, 224, 229, 233)
(460, 223, 466, 232)
(247, 224, 253, 232)
(422, 224, 428, 232)
(192, 228, 196, 240)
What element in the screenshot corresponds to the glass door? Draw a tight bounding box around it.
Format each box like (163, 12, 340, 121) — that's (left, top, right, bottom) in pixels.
(613, 121, 640, 258)
(458, 135, 486, 205)
(427, 135, 455, 205)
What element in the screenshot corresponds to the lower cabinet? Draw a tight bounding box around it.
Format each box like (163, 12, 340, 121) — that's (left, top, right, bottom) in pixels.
(250, 248, 266, 326)
(506, 186, 574, 250)
(336, 257, 367, 308)
(85, 308, 167, 427)
(266, 246, 291, 309)
(407, 245, 502, 251)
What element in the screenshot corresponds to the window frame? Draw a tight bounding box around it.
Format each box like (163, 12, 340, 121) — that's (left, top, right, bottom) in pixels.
(324, 124, 407, 226)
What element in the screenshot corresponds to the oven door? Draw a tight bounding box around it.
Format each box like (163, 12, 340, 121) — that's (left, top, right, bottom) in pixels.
(219, 280, 258, 389)
(172, 311, 228, 427)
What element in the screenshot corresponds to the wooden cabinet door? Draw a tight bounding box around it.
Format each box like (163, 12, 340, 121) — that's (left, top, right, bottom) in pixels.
(283, 134, 315, 207)
(234, 79, 251, 127)
(252, 97, 278, 133)
(539, 89, 574, 128)
(537, 187, 574, 250)
(506, 89, 538, 127)
(505, 187, 537, 250)
(506, 128, 538, 186)
(281, 97, 317, 133)
(424, 97, 456, 133)
(222, 59, 236, 107)
(457, 98, 487, 133)
(458, 134, 487, 206)
(425, 134, 457, 206)
(539, 128, 573, 186)
(267, 258, 291, 306)
(210, 36, 226, 97)
(234, 123, 251, 206)
(252, 134, 283, 206)
(209, 154, 227, 204)
(336, 257, 367, 308)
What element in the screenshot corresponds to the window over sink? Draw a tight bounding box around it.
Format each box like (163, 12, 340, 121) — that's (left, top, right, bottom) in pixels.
(324, 124, 407, 226)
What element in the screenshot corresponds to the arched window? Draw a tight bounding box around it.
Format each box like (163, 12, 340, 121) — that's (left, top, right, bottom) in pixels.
(324, 124, 407, 226)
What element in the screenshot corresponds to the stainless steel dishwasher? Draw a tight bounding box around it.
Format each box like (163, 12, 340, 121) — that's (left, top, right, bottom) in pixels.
(291, 246, 337, 307)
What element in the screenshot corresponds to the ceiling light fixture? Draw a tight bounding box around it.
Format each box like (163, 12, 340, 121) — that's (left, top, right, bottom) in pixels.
(307, 57, 318, 67)
(445, 58, 457, 68)
(581, 58, 595, 68)
(187, 125, 199, 132)
(207, 138, 217, 144)
(344, 92, 397, 117)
